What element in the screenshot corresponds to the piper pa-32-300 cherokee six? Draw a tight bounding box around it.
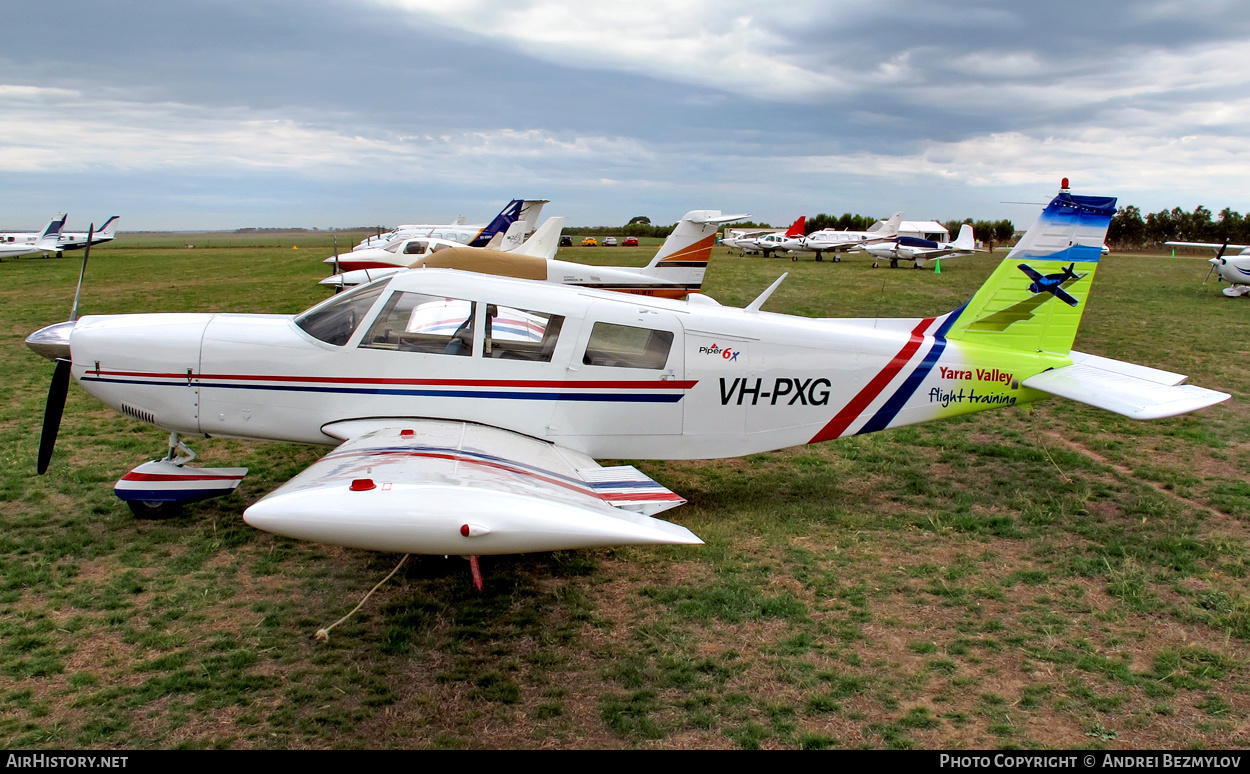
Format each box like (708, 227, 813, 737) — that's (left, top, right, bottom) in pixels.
(26, 182, 1228, 587)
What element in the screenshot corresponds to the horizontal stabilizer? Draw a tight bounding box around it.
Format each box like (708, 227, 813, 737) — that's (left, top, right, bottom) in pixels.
(1023, 358, 1229, 420)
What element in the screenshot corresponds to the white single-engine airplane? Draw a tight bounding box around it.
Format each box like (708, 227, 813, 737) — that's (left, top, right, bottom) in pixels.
(352, 199, 547, 252)
(1166, 241, 1250, 297)
(27, 182, 1229, 589)
(323, 210, 746, 299)
(778, 213, 903, 262)
(863, 223, 981, 269)
(0, 215, 67, 258)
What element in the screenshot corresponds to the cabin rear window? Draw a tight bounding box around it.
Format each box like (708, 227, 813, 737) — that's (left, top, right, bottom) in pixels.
(582, 322, 673, 370)
(359, 291, 477, 356)
(482, 305, 564, 362)
(294, 280, 387, 346)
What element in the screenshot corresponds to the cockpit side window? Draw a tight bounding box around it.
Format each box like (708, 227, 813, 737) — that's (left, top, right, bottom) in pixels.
(359, 291, 476, 356)
(581, 322, 673, 370)
(481, 305, 564, 362)
(294, 280, 388, 346)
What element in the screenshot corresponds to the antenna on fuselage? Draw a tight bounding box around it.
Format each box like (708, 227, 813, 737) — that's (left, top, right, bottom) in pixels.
(745, 273, 788, 313)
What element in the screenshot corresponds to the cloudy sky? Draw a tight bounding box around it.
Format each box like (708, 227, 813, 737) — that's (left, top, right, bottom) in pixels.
(3, 0, 1248, 230)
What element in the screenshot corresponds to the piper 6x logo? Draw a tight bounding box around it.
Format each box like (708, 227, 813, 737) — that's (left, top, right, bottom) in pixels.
(699, 343, 740, 362)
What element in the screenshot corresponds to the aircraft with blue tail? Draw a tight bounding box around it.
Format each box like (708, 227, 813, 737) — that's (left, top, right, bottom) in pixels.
(25, 180, 1228, 589)
(0, 214, 67, 258)
(351, 199, 547, 253)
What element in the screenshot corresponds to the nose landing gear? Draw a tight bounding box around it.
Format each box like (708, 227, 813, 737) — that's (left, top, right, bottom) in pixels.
(114, 432, 249, 519)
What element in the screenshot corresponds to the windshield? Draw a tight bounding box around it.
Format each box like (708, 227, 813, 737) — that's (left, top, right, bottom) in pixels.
(294, 279, 389, 345)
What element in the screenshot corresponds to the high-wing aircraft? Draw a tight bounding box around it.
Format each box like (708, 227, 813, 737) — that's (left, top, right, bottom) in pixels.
(1165, 241, 1250, 297)
(53, 217, 120, 255)
(353, 199, 547, 252)
(324, 211, 747, 298)
(862, 223, 981, 269)
(26, 182, 1229, 589)
(0, 214, 67, 258)
(778, 212, 903, 262)
(723, 217, 805, 257)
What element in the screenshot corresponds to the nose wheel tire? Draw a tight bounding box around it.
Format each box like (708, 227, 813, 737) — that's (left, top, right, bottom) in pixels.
(127, 500, 183, 520)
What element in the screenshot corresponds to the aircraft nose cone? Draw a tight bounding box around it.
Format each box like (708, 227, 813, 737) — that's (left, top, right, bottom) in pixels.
(26, 320, 75, 361)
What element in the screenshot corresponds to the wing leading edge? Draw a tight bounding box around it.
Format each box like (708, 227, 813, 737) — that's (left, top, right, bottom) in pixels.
(243, 419, 700, 555)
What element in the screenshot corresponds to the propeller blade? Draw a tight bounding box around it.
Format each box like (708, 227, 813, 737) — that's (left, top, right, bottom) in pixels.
(332, 235, 342, 293)
(69, 224, 94, 321)
(1203, 262, 1216, 286)
(37, 358, 72, 474)
(1216, 241, 1229, 262)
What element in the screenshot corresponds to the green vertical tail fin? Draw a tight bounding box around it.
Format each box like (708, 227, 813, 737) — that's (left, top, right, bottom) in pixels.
(944, 185, 1117, 354)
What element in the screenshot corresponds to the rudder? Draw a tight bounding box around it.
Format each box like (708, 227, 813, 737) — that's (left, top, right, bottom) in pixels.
(943, 182, 1116, 355)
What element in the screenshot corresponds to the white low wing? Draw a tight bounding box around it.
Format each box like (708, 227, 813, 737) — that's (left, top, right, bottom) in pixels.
(1022, 352, 1230, 420)
(243, 419, 700, 555)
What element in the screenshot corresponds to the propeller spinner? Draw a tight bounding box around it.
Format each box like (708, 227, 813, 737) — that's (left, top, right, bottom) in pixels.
(1203, 241, 1230, 286)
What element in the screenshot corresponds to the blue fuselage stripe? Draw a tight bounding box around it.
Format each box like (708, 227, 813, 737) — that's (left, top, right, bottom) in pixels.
(855, 302, 967, 435)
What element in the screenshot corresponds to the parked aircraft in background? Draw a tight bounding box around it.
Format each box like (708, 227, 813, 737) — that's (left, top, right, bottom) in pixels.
(324, 211, 746, 298)
(0, 215, 67, 258)
(1166, 240, 1250, 297)
(353, 199, 547, 251)
(722, 228, 772, 255)
(54, 217, 120, 255)
(724, 217, 805, 257)
(25, 182, 1228, 589)
(862, 223, 981, 268)
(326, 216, 566, 282)
(779, 212, 903, 262)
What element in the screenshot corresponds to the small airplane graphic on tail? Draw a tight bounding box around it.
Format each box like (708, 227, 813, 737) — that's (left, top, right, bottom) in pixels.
(1018, 262, 1084, 306)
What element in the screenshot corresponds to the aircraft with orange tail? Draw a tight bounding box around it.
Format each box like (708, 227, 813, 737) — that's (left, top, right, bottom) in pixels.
(324, 210, 748, 299)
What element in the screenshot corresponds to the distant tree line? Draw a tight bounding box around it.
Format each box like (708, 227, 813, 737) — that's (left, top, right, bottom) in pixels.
(562, 212, 1023, 244)
(804, 213, 877, 233)
(1108, 206, 1250, 249)
(564, 215, 676, 239)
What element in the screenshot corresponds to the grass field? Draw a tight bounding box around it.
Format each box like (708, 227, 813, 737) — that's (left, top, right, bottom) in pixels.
(1, 235, 1248, 749)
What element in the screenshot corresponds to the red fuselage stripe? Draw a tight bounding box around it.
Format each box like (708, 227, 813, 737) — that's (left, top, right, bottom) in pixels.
(87, 369, 696, 390)
(808, 317, 933, 443)
(119, 472, 244, 482)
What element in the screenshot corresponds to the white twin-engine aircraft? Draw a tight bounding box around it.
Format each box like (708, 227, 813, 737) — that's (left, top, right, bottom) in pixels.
(778, 212, 904, 262)
(862, 223, 982, 269)
(325, 210, 748, 299)
(0, 214, 67, 258)
(1, 215, 120, 258)
(351, 199, 548, 252)
(27, 183, 1229, 588)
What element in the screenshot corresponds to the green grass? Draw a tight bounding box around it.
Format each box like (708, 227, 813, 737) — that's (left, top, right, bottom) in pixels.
(1, 239, 1248, 748)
